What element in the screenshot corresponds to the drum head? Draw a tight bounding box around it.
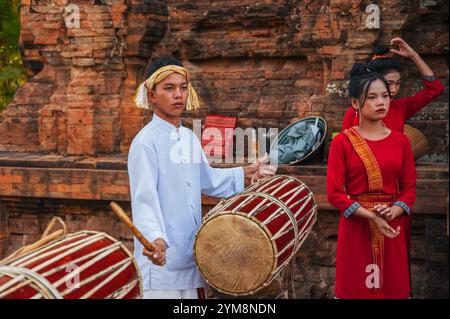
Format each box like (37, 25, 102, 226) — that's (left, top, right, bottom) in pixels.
(194, 213, 275, 296)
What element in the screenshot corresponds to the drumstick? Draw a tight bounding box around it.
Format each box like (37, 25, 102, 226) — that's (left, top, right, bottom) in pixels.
(109, 201, 155, 252)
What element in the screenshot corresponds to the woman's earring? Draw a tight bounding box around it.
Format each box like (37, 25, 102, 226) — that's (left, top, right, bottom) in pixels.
(353, 108, 359, 126)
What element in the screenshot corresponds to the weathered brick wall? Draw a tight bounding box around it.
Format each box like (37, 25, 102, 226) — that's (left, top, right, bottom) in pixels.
(0, 0, 448, 299)
(0, 0, 448, 160)
(147, 0, 449, 162)
(0, 0, 168, 155)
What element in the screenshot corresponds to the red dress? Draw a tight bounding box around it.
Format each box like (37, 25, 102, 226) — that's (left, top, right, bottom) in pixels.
(341, 79, 445, 132)
(327, 130, 416, 298)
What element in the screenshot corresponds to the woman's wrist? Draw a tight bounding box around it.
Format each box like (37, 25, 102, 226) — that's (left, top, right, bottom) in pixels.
(409, 52, 435, 77)
(422, 74, 437, 81)
(366, 209, 378, 221)
(409, 51, 420, 61)
(391, 205, 405, 218)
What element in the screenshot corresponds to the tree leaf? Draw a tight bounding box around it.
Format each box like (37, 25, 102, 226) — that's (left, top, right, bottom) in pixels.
(0, 64, 24, 80)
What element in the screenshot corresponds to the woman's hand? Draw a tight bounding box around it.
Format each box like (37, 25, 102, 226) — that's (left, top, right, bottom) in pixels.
(373, 215, 401, 239)
(390, 38, 417, 59)
(374, 204, 404, 222)
(390, 37, 435, 77)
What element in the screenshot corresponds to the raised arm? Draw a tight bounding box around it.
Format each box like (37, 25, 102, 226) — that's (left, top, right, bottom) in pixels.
(390, 38, 445, 118)
(390, 38, 434, 77)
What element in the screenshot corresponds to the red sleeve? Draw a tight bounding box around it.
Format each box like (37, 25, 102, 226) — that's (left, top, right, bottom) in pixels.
(326, 134, 358, 213)
(341, 107, 356, 131)
(395, 135, 417, 210)
(396, 79, 445, 120)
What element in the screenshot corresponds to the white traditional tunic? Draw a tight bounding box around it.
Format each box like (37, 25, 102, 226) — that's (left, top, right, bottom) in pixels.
(128, 113, 244, 291)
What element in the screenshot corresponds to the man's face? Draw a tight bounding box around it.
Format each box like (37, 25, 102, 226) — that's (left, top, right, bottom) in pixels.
(384, 71, 401, 98)
(148, 73, 189, 120)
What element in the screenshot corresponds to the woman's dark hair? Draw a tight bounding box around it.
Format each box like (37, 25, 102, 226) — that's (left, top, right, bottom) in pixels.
(348, 63, 391, 108)
(366, 46, 401, 75)
(144, 56, 183, 79)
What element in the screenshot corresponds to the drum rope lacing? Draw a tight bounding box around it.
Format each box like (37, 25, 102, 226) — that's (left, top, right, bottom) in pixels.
(0, 265, 63, 299)
(0, 230, 143, 299)
(0, 216, 67, 265)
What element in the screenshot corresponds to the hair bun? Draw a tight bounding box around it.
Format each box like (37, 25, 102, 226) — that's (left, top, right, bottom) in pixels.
(350, 63, 370, 77)
(373, 46, 390, 56)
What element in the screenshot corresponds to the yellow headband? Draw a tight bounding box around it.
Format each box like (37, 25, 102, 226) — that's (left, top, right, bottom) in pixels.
(134, 65, 200, 111)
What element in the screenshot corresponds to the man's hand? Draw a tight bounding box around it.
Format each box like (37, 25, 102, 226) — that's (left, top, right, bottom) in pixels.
(143, 238, 167, 266)
(243, 153, 277, 181)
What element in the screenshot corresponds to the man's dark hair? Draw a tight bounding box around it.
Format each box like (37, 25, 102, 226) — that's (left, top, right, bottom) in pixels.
(366, 46, 401, 75)
(348, 63, 391, 107)
(144, 56, 183, 79)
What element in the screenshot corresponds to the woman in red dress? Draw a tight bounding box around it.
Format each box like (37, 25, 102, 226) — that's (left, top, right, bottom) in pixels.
(327, 64, 416, 299)
(341, 38, 444, 131)
(341, 38, 443, 267)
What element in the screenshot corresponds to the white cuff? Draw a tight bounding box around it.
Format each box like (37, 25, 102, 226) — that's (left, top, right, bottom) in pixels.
(147, 231, 169, 248)
(232, 167, 245, 193)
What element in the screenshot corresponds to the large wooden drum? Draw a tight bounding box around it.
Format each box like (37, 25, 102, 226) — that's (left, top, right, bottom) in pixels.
(0, 231, 142, 299)
(194, 175, 317, 296)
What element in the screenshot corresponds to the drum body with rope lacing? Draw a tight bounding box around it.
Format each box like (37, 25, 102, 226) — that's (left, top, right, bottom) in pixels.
(0, 231, 142, 299)
(194, 175, 317, 297)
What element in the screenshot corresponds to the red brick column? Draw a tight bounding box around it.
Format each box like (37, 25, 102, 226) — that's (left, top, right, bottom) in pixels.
(0, 1, 168, 156)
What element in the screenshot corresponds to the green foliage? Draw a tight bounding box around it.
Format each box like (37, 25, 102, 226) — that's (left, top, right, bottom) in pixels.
(0, 0, 26, 112)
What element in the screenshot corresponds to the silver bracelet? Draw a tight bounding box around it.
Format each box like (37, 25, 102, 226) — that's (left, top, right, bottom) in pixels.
(422, 74, 437, 82)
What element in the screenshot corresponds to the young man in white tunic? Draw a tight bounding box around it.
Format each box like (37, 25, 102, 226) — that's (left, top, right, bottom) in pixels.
(128, 57, 276, 299)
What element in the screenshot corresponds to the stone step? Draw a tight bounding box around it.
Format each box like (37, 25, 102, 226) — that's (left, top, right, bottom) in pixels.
(0, 152, 447, 215)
